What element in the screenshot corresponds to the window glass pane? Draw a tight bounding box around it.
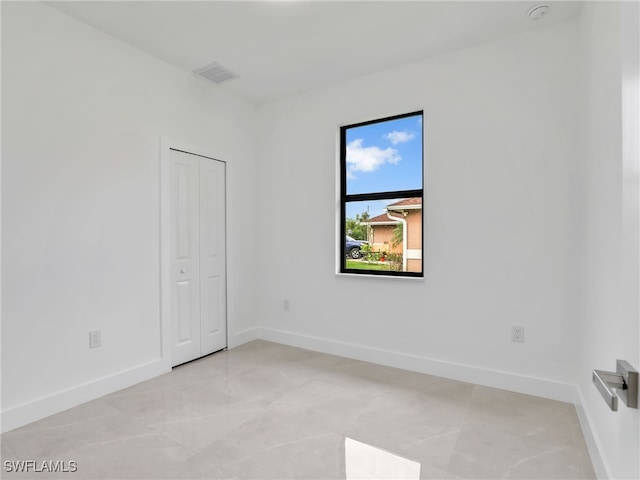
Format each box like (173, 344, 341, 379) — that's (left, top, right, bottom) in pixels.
(345, 113, 423, 195)
(344, 198, 422, 274)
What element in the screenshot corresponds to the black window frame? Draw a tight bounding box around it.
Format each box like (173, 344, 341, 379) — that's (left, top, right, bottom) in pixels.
(339, 110, 424, 277)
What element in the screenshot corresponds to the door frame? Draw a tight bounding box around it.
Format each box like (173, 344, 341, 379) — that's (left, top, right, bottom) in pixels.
(160, 137, 229, 369)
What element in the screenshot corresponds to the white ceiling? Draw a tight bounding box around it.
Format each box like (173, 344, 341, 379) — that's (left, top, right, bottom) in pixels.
(47, 1, 582, 105)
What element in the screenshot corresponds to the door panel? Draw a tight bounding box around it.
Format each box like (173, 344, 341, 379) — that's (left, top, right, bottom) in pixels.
(203, 275, 222, 336)
(174, 164, 193, 260)
(175, 280, 194, 343)
(199, 159, 227, 354)
(170, 150, 201, 366)
(203, 167, 222, 258)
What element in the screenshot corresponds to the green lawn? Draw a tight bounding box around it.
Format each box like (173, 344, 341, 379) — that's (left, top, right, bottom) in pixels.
(345, 260, 390, 271)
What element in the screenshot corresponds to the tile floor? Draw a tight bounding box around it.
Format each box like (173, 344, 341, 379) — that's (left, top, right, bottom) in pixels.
(1, 340, 595, 479)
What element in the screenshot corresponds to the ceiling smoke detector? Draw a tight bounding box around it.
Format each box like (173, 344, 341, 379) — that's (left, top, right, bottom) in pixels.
(527, 4, 550, 20)
(193, 62, 238, 84)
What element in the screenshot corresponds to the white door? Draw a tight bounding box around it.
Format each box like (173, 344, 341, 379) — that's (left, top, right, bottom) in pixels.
(198, 157, 227, 356)
(170, 149, 226, 366)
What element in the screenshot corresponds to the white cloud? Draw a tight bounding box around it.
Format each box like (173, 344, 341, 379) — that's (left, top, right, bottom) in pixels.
(346, 139, 400, 177)
(384, 130, 416, 145)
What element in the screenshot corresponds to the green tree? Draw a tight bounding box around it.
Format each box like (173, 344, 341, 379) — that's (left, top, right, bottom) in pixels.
(392, 223, 403, 247)
(345, 211, 370, 240)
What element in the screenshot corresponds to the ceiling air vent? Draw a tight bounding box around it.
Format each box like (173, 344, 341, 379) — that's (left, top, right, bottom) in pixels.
(193, 62, 238, 84)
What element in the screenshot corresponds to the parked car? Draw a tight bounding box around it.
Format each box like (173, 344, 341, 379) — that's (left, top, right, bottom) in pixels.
(345, 236, 369, 259)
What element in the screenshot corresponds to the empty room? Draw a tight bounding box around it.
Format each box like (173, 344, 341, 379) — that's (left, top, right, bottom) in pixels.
(1, 1, 639, 479)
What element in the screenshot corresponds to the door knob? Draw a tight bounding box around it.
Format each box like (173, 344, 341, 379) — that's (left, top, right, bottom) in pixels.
(180, 268, 187, 274)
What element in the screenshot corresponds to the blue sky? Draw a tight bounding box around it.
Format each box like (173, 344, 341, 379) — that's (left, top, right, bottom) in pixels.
(345, 113, 422, 219)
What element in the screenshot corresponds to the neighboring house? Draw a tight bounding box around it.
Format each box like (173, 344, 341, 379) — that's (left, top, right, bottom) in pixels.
(360, 197, 422, 273)
(361, 213, 401, 254)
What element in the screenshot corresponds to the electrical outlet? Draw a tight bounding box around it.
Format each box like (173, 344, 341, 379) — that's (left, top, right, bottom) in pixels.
(283, 299, 290, 312)
(511, 326, 525, 343)
(89, 330, 102, 348)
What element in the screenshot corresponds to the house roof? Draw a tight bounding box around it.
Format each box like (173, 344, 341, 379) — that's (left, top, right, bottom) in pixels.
(387, 197, 422, 213)
(360, 213, 401, 225)
(387, 197, 422, 207)
(361, 198, 422, 225)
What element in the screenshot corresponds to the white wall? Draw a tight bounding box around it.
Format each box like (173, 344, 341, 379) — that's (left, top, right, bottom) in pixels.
(1, 2, 258, 431)
(256, 20, 582, 400)
(577, 2, 640, 479)
(3, 5, 638, 475)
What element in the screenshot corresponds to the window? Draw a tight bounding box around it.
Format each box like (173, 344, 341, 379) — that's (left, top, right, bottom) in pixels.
(340, 111, 423, 277)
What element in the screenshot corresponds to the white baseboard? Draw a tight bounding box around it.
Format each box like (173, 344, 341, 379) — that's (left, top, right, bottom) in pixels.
(575, 388, 611, 479)
(255, 328, 614, 478)
(1, 328, 260, 433)
(258, 327, 576, 403)
(228, 327, 260, 348)
(3, 326, 604, 478)
(1, 359, 168, 433)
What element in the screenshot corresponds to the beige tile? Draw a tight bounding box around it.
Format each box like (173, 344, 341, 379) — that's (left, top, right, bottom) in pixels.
(413, 377, 477, 410)
(64, 433, 210, 479)
(189, 408, 338, 465)
(171, 351, 253, 381)
(314, 360, 433, 398)
(466, 386, 578, 437)
(111, 356, 253, 397)
(149, 401, 265, 453)
(0, 441, 20, 478)
(571, 424, 597, 479)
(267, 379, 381, 436)
(414, 431, 462, 476)
(1, 439, 18, 459)
(0, 341, 596, 480)
(103, 380, 240, 425)
(447, 420, 570, 479)
(208, 363, 300, 405)
(506, 445, 596, 479)
(224, 339, 303, 365)
(346, 390, 464, 471)
(264, 350, 364, 385)
(420, 464, 461, 479)
(194, 432, 345, 480)
(2, 412, 151, 460)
